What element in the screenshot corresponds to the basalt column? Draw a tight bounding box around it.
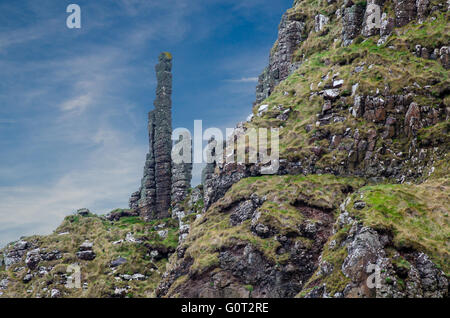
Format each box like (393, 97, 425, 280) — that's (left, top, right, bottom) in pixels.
(171, 134, 193, 208)
(139, 110, 157, 220)
(153, 53, 173, 218)
(130, 52, 173, 220)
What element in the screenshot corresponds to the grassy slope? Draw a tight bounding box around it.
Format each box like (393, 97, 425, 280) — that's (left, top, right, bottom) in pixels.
(0, 214, 178, 298)
(169, 175, 366, 287)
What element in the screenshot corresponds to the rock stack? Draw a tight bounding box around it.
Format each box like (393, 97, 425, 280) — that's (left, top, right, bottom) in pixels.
(130, 52, 175, 220)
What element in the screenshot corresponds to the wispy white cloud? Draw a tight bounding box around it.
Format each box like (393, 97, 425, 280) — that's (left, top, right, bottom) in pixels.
(0, 124, 146, 247)
(225, 77, 258, 83)
(0, 119, 16, 124)
(60, 93, 93, 113)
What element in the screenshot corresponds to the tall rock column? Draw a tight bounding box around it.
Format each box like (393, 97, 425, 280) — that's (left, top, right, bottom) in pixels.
(130, 53, 174, 220)
(153, 52, 173, 218)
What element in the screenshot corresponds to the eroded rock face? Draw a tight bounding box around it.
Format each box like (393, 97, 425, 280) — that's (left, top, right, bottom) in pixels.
(342, 3, 366, 46)
(3, 241, 31, 269)
(416, 0, 430, 23)
(25, 249, 41, 270)
(157, 190, 337, 298)
(404, 102, 422, 137)
(361, 0, 385, 37)
(136, 111, 157, 220)
(255, 12, 306, 103)
(304, 199, 448, 298)
(395, 0, 417, 27)
(315, 14, 329, 32)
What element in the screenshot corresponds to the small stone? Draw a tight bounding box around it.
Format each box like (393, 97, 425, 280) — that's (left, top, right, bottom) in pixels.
(352, 83, 359, 95)
(23, 274, 33, 283)
(323, 89, 340, 100)
(322, 100, 332, 113)
(77, 208, 90, 216)
(120, 274, 132, 281)
(132, 274, 146, 281)
(114, 287, 128, 297)
(125, 232, 141, 243)
(79, 241, 93, 251)
(0, 279, 10, 289)
(257, 104, 269, 116)
(76, 250, 96, 261)
(354, 65, 364, 73)
(157, 230, 168, 239)
(14, 241, 29, 250)
(110, 257, 127, 268)
(253, 224, 270, 238)
(353, 201, 366, 210)
(333, 79, 344, 88)
(51, 289, 61, 298)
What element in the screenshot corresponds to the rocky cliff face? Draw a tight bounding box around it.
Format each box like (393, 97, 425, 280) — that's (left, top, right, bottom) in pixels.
(203, 0, 449, 212)
(255, 10, 306, 104)
(158, 0, 449, 298)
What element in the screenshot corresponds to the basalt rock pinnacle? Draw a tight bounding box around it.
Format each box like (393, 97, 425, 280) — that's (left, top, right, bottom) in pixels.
(130, 53, 175, 220)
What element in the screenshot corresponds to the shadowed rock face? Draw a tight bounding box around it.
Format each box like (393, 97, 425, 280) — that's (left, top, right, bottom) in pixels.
(130, 53, 173, 220)
(395, 0, 417, 27)
(134, 110, 157, 220)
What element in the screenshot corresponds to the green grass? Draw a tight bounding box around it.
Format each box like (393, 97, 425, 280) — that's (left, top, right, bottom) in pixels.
(348, 179, 450, 274)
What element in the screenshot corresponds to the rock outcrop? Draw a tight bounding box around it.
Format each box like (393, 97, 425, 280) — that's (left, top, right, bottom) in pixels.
(255, 10, 306, 104)
(342, 2, 366, 46)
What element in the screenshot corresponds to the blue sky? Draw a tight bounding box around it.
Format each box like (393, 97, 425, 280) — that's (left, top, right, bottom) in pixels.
(0, 0, 292, 247)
